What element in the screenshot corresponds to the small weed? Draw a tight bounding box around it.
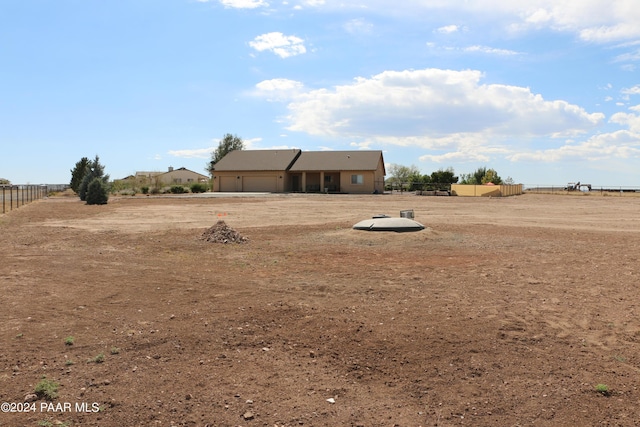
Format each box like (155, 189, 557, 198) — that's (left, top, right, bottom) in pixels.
(64, 336, 74, 346)
(16, 333, 23, 338)
(595, 384, 611, 396)
(613, 355, 627, 362)
(65, 360, 74, 366)
(110, 347, 120, 355)
(87, 353, 105, 364)
(34, 377, 59, 400)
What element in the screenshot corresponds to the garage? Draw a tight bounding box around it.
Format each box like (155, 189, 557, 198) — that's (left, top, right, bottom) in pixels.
(243, 176, 278, 192)
(219, 176, 237, 192)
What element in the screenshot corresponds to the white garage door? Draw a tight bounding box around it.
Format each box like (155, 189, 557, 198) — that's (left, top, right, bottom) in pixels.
(243, 176, 278, 192)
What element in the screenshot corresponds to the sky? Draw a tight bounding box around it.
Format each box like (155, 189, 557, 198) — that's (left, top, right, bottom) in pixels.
(2, 0, 640, 187)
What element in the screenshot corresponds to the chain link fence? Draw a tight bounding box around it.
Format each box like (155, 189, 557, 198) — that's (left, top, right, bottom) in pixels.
(1, 185, 57, 214)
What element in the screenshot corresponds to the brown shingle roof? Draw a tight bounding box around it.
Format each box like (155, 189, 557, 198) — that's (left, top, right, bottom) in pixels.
(214, 149, 301, 171)
(288, 151, 383, 172)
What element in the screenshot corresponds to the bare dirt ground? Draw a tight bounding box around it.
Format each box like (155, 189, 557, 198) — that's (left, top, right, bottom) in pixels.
(2, 192, 640, 427)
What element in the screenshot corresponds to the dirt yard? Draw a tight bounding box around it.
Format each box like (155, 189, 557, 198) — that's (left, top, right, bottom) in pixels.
(2, 192, 640, 427)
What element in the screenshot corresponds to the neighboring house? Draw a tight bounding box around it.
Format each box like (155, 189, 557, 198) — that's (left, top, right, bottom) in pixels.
(135, 171, 163, 182)
(212, 149, 385, 194)
(156, 167, 209, 185)
(133, 167, 209, 186)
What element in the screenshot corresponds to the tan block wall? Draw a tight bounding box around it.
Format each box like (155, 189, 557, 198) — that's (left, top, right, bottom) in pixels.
(451, 184, 523, 197)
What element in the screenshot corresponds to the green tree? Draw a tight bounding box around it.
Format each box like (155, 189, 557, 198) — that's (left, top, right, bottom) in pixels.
(459, 167, 503, 185)
(78, 155, 109, 201)
(407, 171, 428, 191)
(473, 167, 487, 185)
(70, 157, 90, 193)
(458, 173, 474, 184)
(0, 178, 10, 185)
(85, 177, 109, 205)
(207, 133, 245, 175)
(481, 168, 503, 185)
(430, 168, 458, 185)
(387, 164, 421, 191)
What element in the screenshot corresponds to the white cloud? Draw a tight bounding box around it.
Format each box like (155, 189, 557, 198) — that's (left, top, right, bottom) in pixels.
(256, 78, 304, 91)
(436, 25, 459, 34)
(240, 137, 263, 149)
(280, 68, 603, 151)
(249, 32, 307, 58)
(611, 111, 640, 133)
(508, 130, 640, 162)
(420, 150, 490, 163)
(255, 78, 304, 101)
(622, 85, 640, 96)
(463, 45, 519, 55)
(426, 42, 520, 56)
(218, 0, 268, 8)
(301, 0, 325, 6)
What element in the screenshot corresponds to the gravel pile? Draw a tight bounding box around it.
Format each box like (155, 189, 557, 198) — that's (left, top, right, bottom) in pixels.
(200, 220, 248, 244)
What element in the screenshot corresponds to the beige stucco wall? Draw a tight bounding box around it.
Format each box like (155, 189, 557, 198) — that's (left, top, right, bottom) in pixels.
(339, 170, 378, 194)
(451, 184, 523, 197)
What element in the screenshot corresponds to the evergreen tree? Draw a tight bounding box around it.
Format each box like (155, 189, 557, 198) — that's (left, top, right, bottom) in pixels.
(78, 155, 110, 201)
(70, 157, 90, 193)
(85, 178, 109, 205)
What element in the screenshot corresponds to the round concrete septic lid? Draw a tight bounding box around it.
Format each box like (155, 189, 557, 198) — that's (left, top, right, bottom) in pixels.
(352, 217, 425, 232)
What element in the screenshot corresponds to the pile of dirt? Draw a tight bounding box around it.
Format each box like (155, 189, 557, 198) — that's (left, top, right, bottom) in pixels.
(200, 220, 248, 244)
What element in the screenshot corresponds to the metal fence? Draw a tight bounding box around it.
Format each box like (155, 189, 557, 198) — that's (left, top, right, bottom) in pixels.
(1, 185, 52, 214)
(524, 185, 640, 195)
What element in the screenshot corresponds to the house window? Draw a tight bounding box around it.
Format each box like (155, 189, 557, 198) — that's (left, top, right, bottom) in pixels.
(351, 174, 363, 185)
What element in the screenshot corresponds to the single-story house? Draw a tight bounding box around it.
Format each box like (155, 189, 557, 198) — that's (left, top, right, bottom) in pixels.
(212, 149, 385, 194)
(134, 167, 209, 186)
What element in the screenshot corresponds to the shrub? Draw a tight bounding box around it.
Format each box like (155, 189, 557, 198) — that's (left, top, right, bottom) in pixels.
(190, 183, 208, 193)
(170, 185, 187, 194)
(87, 353, 105, 363)
(141, 186, 149, 194)
(85, 178, 109, 205)
(35, 377, 59, 400)
(595, 384, 611, 396)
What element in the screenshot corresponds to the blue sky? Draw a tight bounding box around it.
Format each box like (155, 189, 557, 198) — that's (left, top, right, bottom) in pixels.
(2, 0, 640, 186)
